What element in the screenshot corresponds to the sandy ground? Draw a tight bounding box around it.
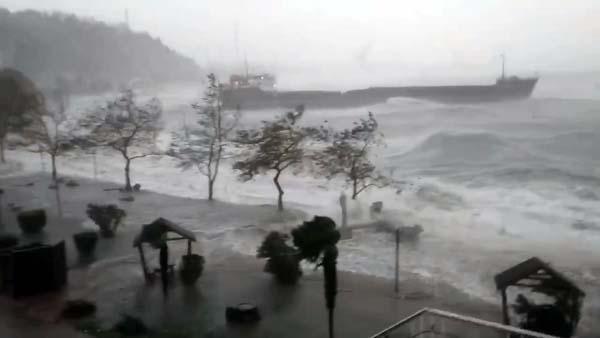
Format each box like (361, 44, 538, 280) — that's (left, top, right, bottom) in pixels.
(0, 174, 540, 338)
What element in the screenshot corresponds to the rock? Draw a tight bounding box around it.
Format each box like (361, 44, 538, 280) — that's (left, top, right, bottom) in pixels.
(119, 195, 135, 202)
(25, 182, 34, 187)
(114, 315, 148, 336)
(226, 303, 261, 323)
(61, 299, 96, 319)
(65, 179, 79, 188)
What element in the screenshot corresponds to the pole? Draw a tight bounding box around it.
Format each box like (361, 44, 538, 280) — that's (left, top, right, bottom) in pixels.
(395, 228, 400, 294)
(501, 54, 506, 79)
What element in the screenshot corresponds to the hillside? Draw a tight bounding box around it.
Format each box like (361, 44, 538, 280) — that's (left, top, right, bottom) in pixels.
(0, 8, 202, 92)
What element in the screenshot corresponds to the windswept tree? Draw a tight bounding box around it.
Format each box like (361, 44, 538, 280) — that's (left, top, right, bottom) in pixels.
(292, 216, 340, 338)
(0, 68, 45, 163)
(234, 106, 315, 211)
(81, 89, 162, 191)
(315, 112, 388, 199)
(169, 74, 240, 200)
(26, 84, 76, 181)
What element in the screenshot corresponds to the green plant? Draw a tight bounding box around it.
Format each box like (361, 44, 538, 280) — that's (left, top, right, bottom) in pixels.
(257, 231, 301, 285)
(86, 204, 125, 237)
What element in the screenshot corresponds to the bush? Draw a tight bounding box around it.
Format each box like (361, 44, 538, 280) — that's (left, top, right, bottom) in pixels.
(86, 204, 126, 238)
(257, 231, 301, 285)
(73, 231, 98, 256)
(292, 216, 340, 263)
(179, 254, 204, 285)
(17, 209, 47, 234)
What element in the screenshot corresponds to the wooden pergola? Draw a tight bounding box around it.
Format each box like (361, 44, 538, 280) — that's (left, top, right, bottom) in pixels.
(494, 257, 585, 327)
(133, 217, 196, 281)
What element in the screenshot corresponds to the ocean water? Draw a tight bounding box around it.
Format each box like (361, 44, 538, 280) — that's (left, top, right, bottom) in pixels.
(5, 73, 600, 329)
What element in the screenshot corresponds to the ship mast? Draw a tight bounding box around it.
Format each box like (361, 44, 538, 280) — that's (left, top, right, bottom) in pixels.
(500, 53, 505, 79)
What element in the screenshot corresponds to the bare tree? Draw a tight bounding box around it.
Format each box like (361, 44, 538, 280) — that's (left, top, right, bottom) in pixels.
(169, 74, 240, 200)
(26, 85, 76, 181)
(0, 68, 44, 163)
(315, 112, 388, 199)
(234, 106, 314, 211)
(81, 89, 162, 191)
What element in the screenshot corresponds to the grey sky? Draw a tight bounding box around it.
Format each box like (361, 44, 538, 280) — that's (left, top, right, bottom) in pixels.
(1, 0, 599, 87)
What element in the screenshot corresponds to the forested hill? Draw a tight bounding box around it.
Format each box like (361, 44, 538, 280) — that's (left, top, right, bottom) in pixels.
(0, 8, 202, 92)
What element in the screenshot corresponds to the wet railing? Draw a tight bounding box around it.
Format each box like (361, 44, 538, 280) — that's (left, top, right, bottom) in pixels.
(368, 308, 559, 338)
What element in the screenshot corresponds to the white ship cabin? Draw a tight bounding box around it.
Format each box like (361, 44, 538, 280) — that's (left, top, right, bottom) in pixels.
(229, 73, 276, 91)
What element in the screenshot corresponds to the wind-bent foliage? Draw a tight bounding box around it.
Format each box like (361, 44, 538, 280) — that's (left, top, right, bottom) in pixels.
(0, 68, 44, 163)
(257, 231, 302, 284)
(81, 89, 162, 191)
(292, 216, 340, 338)
(169, 74, 240, 200)
(234, 105, 315, 211)
(315, 112, 388, 199)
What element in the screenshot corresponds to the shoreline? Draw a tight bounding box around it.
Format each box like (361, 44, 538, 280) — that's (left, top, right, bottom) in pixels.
(0, 173, 509, 338)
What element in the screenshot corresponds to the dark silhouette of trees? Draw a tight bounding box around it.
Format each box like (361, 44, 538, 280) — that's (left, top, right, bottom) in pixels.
(26, 83, 76, 181)
(0, 68, 44, 163)
(315, 112, 388, 199)
(81, 89, 162, 191)
(0, 8, 201, 92)
(257, 231, 302, 285)
(169, 74, 240, 200)
(292, 216, 340, 338)
(234, 106, 313, 211)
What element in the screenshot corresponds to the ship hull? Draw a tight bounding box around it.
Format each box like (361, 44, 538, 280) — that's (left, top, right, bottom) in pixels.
(222, 78, 538, 110)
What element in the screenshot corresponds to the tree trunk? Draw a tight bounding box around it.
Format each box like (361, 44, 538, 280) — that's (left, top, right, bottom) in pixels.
(0, 138, 5, 164)
(51, 154, 57, 182)
(352, 179, 358, 200)
(273, 171, 284, 211)
(208, 178, 214, 201)
(328, 308, 334, 338)
(124, 158, 132, 191)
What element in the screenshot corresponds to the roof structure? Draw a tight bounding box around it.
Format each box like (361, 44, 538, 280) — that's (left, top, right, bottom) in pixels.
(494, 257, 584, 296)
(133, 217, 196, 247)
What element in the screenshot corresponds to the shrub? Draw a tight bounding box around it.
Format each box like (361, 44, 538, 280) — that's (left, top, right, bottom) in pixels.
(257, 231, 301, 285)
(86, 204, 126, 238)
(17, 209, 47, 234)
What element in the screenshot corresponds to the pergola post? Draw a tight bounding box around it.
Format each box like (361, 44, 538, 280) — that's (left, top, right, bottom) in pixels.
(501, 287, 509, 325)
(137, 245, 150, 281)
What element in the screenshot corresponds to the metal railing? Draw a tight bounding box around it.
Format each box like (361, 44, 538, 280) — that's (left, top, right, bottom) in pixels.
(369, 308, 560, 338)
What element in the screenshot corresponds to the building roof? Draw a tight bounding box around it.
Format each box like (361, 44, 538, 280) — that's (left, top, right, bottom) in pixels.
(494, 257, 584, 296)
(133, 217, 196, 247)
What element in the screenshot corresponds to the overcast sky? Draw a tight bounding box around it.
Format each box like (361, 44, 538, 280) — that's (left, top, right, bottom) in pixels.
(1, 0, 599, 87)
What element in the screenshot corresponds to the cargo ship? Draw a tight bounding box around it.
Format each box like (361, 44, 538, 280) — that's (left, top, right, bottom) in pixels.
(222, 61, 538, 110)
